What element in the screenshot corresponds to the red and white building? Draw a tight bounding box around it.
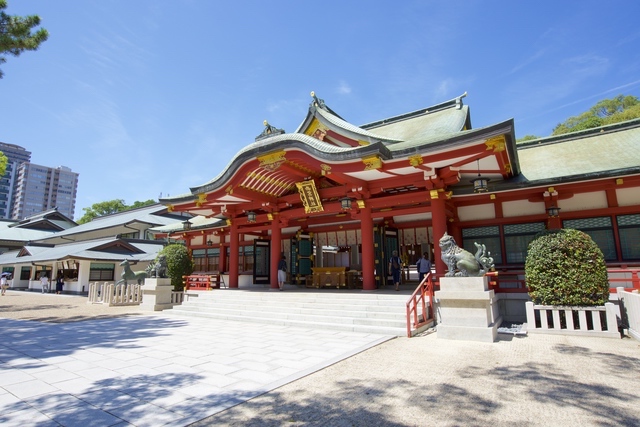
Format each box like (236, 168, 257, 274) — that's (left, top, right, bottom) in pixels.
(158, 92, 640, 298)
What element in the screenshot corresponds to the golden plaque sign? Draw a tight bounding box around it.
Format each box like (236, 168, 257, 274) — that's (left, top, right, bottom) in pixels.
(296, 180, 324, 214)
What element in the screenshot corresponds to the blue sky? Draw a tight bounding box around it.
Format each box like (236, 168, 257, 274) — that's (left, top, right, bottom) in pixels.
(2, 1, 640, 220)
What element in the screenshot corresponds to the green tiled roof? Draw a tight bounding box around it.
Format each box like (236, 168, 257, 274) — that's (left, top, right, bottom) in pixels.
(517, 119, 640, 181)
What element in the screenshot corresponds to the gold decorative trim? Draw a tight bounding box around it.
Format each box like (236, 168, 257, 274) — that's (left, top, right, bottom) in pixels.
(267, 213, 274, 220)
(358, 140, 370, 146)
(195, 193, 207, 207)
(225, 219, 232, 226)
(504, 163, 512, 174)
(167, 204, 174, 212)
(225, 185, 233, 194)
(320, 164, 331, 176)
(245, 172, 290, 190)
(362, 154, 382, 170)
(430, 189, 440, 199)
(257, 150, 287, 171)
(616, 178, 624, 185)
(356, 200, 366, 209)
(485, 136, 506, 152)
(408, 155, 423, 167)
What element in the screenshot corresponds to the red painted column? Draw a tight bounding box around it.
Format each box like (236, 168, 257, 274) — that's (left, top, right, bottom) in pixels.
(228, 222, 239, 288)
(219, 239, 227, 273)
(270, 218, 282, 290)
(360, 206, 376, 291)
(430, 192, 448, 277)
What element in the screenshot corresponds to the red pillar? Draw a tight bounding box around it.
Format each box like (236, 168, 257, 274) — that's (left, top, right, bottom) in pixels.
(228, 222, 239, 288)
(219, 240, 227, 273)
(270, 218, 282, 290)
(430, 193, 448, 277)
(360, 206, 376, 291)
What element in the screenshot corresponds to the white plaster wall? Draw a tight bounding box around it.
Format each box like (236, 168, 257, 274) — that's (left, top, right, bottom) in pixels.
(617, 187, 640, 207)
(502, 200, 545, 218)
(457, 204, 495, 222)
(560, 191, 608, 212)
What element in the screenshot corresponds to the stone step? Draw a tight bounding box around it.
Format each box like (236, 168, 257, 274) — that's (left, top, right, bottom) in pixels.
(164, 310, 407, 336)
(169, 305, 407, 327)
(165, 289, 415, 336)
(181, 302, 406, 317)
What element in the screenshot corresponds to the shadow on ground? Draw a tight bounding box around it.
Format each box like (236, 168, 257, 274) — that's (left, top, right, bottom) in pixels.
(0, 316, 190, 365)
(191, 339, 640, 427)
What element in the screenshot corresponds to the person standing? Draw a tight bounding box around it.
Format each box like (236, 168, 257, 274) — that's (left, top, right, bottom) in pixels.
(1, 274, 8, 296)
(416, 252, 432, 284)
(277, 255, 287, 291)
(40, 273, 49, 293)
(55, 274, 64, 294)
(388, 250, 402, 291)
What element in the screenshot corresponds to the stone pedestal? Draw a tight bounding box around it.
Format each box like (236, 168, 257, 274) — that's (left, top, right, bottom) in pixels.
(435, 276, 502, 342)
(141, 278, 174, 311)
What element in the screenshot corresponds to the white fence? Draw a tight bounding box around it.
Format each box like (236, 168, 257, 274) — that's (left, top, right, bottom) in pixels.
(171, 291, 184, 305)
(617, 287, 640, 341)
(87, 282, 143, 306)
(525, 301, 619, 338)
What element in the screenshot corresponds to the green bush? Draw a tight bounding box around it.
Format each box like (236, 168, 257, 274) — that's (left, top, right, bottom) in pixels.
(525, 228, 609, 306)
(156, 243, 194, 291)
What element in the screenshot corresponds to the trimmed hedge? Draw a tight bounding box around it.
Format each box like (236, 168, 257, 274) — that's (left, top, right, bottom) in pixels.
(525, 228, 609, 306)
(155, 244, 194, 291)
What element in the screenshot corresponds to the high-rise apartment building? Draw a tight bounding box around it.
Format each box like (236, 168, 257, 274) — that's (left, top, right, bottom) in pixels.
(11, 163, 79, 220)
(0, 142, 32, 219)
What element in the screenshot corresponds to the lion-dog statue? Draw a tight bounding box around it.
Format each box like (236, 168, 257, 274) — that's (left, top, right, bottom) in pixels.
(439, 232, 494, 277)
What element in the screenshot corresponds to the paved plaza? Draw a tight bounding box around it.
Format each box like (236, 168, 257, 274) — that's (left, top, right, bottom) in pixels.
(1, 291, 640, 427)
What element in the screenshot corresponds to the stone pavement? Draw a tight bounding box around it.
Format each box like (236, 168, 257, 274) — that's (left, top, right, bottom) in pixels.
(1, 291, 640, 427)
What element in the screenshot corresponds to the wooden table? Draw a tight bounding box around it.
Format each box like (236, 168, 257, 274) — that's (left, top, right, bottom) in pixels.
(309, 267, 347, 288)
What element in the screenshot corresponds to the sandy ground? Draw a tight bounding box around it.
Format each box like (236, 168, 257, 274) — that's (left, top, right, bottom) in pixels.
(2, 290, 639, 427)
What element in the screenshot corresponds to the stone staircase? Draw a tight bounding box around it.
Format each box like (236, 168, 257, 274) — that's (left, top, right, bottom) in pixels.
(163, 287, 412, 336)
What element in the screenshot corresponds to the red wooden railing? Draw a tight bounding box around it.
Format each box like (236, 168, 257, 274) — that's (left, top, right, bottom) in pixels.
(406, 273, 435, 338)
(183, 273, 224, 291)
(606, 268, 640, 292)
(486, 267, 640, 294)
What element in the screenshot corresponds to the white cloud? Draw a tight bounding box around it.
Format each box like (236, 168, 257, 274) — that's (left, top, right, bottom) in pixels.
(336, 80, 352, 95)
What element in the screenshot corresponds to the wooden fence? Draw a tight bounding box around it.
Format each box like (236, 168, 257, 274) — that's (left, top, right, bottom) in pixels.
(617, 287, 640, 341)
(87, 282, 142, 306)
(525, 301, 619, 338)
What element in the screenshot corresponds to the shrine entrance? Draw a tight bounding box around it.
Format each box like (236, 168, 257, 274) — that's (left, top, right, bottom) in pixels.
(253, 239, 270, 285)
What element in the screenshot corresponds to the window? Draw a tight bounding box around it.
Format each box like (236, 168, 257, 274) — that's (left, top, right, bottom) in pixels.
(192, 249, 206, 271)
(618, 214, 640, 260)
(89, 263, 115, 281)
(503, 222, 545, 264)
(462, 226, 502, 264)
(20, 267, 31, 280)
(563, 217, 617, 261)
(207, 248, 220, 272)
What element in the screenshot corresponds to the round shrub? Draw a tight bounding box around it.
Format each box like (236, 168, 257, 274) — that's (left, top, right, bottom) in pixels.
(156, 243, 194, 291)
(525, 228, 609, 306)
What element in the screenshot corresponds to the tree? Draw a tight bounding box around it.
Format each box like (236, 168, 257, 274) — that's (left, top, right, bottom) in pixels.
(0, 0, 49, 78)
(155, 244, 194, 290)
(552, 95, 640, 136)
(0, 151, 7, 176)
(516, 134, 539, 142)
(77, 199, 156, 224)
(525, 229, 609, 306)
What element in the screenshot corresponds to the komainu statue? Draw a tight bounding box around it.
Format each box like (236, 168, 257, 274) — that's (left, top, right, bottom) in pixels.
(439, 232, 494, 277)
(146, 255, 168, 278)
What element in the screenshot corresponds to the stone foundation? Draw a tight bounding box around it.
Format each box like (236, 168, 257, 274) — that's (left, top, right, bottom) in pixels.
(435, 276, 502, 343)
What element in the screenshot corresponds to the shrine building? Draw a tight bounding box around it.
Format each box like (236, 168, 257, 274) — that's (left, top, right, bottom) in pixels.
(157, 92, 640, 292)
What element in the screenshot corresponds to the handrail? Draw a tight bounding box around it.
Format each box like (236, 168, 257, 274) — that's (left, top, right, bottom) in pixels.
(607, 268, 640, 292)
(405, 272, 435, 338)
